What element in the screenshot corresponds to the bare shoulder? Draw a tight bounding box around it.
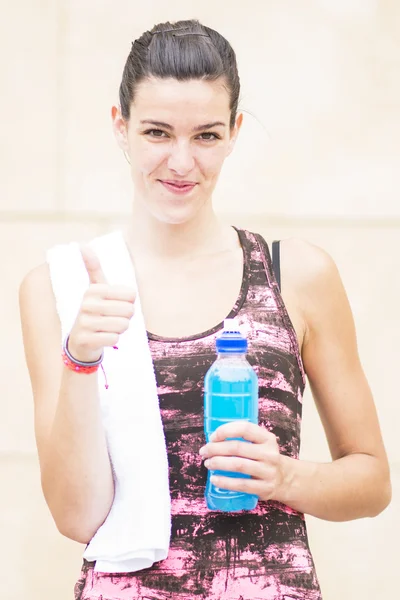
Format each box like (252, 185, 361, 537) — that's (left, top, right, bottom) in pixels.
(20, 262, 54, 301)
(19, 261, 60, 337)
(279, 238, 348, 343)
(19, 262, 59, 335)
(19, 263, 62, 399)
(280, 237, 339, 290)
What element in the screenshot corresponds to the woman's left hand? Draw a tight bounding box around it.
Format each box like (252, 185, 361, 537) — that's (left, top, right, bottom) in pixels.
(199, 421, 288, 502)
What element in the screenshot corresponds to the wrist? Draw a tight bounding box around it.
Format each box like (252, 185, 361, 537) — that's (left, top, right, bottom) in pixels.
(64, 335, 104, 367)
(274, 455, 297, 505)
(66, 335, 103, 365)
(63, 335, 111, 390)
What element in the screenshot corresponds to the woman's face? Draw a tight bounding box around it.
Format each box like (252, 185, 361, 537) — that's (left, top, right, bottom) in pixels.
(112, 77, 242, 225)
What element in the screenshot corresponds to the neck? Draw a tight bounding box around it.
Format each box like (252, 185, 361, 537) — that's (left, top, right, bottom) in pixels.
(125, 200, 236, 260)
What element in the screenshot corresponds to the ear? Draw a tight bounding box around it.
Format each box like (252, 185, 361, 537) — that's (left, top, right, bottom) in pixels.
(111, 105, 130, 152)
(226, 112, 243, 157)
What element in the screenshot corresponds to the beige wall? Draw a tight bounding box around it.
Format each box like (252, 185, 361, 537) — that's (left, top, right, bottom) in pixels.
(1, 1, 399, 598)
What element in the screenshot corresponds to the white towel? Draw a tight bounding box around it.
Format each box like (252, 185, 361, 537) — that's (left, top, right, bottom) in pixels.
(46, 230, 171, 573)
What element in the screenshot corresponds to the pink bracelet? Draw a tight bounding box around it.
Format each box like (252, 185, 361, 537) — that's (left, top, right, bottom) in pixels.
(62, 349, 101, 374)
(62, 336, 110, 389)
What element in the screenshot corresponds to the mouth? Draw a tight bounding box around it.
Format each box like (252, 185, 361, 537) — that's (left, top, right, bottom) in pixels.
(158, 179, 198, 195)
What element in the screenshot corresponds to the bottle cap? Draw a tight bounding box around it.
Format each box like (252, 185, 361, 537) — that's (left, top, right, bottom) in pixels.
(216, 318, 248, 353)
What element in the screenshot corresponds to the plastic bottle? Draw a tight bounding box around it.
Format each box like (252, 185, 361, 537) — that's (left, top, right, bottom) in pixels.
(204, 318, 259, 511)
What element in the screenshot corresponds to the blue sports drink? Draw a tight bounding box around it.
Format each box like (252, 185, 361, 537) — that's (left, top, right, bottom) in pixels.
(204, 318, 259, 511)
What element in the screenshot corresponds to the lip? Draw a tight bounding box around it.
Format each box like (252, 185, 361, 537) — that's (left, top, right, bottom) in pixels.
(158, 179, 198, 195)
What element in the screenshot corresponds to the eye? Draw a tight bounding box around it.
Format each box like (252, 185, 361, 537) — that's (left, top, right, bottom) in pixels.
(144, 129, 168, 138)
(197, 132, 221, 141)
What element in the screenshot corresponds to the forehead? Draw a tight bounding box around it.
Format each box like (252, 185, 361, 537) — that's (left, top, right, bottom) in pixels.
(131, 77, 230, 125)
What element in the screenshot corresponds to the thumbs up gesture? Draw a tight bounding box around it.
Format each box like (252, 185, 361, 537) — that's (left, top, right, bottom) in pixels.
(67, 245, 136, 363)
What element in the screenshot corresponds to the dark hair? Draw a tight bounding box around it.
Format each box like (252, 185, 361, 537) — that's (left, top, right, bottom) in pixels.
(119, 19, 240, 128)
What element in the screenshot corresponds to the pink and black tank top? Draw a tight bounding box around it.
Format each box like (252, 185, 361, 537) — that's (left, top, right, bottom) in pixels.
(75, 228, 322, 600)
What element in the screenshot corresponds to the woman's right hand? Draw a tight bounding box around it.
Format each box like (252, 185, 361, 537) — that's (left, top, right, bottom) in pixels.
(67, 245, 136, 363)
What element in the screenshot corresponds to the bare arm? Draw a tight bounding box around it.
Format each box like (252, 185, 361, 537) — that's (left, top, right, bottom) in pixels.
(19, 263, 114, 543)
(278, 239, 391, 520)
(201, 239, 391, 521)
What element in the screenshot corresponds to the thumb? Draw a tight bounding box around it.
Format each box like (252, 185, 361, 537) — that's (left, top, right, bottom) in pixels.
(80, 244, 107, 285)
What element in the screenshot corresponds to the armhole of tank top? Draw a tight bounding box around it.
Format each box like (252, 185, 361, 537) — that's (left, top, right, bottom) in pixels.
(254, 233, 306, 386)
(271, 240, 281, 292)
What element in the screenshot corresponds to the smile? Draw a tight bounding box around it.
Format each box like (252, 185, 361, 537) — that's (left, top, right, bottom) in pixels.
(158, 180, 197, 195)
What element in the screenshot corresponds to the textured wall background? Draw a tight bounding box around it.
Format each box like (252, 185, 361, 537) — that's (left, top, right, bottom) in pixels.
(1, 1, 399, 598)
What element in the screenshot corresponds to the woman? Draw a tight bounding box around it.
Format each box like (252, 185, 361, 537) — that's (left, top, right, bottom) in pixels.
(19, 19, 391, 600)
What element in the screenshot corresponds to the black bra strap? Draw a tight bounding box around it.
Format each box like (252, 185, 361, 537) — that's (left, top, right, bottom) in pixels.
(271, 240, 281, 291)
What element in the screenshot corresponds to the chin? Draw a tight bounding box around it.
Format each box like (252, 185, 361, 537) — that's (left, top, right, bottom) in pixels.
(149, 195, 206, 226)
(152, 206, 200, 226)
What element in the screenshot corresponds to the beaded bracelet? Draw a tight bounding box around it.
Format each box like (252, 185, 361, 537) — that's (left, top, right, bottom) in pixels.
(61, 336, 118, 390)
(62, 349, 100, 373)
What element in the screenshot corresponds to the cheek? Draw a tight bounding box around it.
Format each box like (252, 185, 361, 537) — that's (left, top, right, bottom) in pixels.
(131, 140, 169, 176)
(196, 146, 228, 179)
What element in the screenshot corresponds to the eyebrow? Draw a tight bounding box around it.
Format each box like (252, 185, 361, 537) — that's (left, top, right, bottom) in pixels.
(140, 120, 227, 132)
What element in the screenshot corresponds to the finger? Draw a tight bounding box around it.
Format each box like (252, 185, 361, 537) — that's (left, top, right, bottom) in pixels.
(204, 455, 268, 479)
(81, 245, 107, 285)
(209, 474, 269, 498)
(78, 332, 120, 349)
(102, 285, 136, 303)
(85, 284, 136, 303)
(209, 422, 274, 444)
(83, 299, 135, 319)
(80, 316, 131, 335)
(95, 316, 131, 334)
(201, 439, 262, 461)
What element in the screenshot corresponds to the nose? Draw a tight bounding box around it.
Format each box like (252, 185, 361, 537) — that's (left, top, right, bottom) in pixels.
(167, 140, 195, 176)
